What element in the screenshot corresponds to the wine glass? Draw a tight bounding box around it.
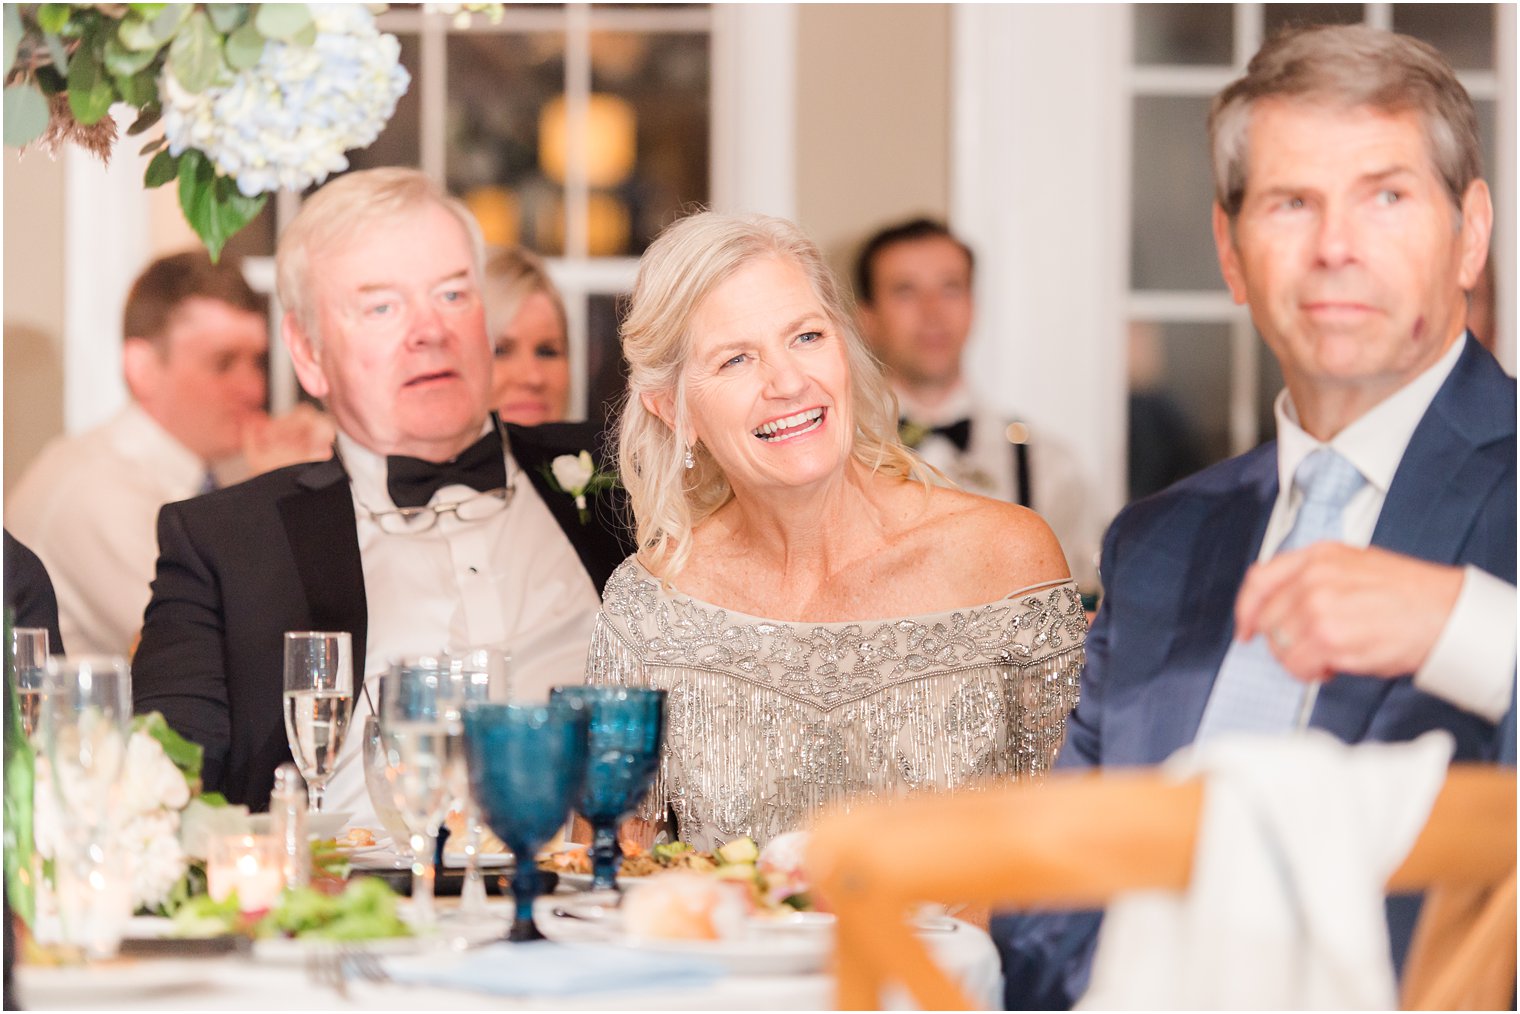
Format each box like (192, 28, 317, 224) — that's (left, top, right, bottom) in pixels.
(39, 655, 132, 958)
(550, 686, 666, 893)
(379, 654, 467, 931)
(447, 648, 510, 924)
(281, 631, 354, 814)
(11, 627, 49, 737)
(360, 714, 417, 868)
(463, 699, 588, 942)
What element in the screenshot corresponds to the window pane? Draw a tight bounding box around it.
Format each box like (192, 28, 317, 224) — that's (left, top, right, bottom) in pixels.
(1262, 4, 1364, 37)
(586, 292, 631, 430)
(1392, 4, 1493, 70)
(1128, 321, 1228, 501)
(1133, 4, 1234, 65)
(589, 32, 710, 255)
(1131, 96, 1220, 291)
(346, 33, 422, 172)
(446, 33, 568, 253)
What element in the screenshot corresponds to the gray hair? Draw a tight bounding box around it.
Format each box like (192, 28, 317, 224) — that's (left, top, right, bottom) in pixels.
(1209, 25, 1482, 220)
(276, 168, 485, 344)
(616, 210, 924, 578)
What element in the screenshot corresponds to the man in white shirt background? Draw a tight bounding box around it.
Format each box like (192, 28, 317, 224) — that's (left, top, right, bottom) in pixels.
(132, 168, 632, 819)
(6, 251, 332, 656)
(853, 218, 1104, 596)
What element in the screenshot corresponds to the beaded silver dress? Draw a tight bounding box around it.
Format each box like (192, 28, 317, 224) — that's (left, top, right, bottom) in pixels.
(584, 558, 1086, 850)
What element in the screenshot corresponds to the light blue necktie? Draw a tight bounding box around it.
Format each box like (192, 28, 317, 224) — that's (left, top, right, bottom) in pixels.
(1195, 447, 1367, 740)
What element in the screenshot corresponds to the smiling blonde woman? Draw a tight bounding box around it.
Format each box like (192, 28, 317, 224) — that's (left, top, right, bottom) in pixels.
(585, 211, 1087, 849)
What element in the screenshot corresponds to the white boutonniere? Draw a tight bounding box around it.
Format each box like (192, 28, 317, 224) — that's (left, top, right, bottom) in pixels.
(542, 451, 618, 524)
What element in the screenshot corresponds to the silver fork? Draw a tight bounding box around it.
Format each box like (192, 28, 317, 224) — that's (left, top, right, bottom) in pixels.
(342, 944, 392, 986)
(305, 945, 349, 999)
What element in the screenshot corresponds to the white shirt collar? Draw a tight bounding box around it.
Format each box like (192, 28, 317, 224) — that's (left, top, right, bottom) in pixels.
(893, 379, 976, 427)
(334, 418, 497, 511)
(1274, 333, 1468, 497)
(108, 402, 207, 492)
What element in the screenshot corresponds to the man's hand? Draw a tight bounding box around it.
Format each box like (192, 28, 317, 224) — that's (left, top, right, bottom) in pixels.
(1234, 543, 1464, 682)
(242, 404, 337, 476)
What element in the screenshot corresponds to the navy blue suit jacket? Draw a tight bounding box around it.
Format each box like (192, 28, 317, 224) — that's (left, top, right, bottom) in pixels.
(996, 338, 1516, 1009)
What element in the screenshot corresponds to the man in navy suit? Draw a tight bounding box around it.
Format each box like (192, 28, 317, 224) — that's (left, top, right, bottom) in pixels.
(133, 168, 633, 816)
(996, 25, 1515, 1008)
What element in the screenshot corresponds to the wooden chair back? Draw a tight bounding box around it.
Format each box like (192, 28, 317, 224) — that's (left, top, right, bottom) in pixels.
(806, 764, 1516, 1010)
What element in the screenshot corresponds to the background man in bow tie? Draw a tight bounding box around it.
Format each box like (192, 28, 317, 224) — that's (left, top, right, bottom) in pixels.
(853, 218, 1101, 594)
(995, 25, 1515, 1008)
(133, 168, 633, 816)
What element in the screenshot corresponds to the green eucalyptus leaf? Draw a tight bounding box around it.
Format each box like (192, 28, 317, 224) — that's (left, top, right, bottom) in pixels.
(4, 5, 23, 78)
(104, 34, 159, 77)
(144, 147, 179, 187)
(179, 147, 265, 262)
(146, 3, 190, 44)
(3, 83, 49, 148)
(165, 9, 224, 93)
(115, 69, 157, 108)
(224, 19, 265, 70)
(118, 14, 161, 52)
(126, 102, 161, 135)
(36, 4, 70, 35)
(65, 43, 114, 125)
(254, 3, 312, 42)
(43, 31, 68, 77)
(139, 135, 166, 156)
(207, 3, 250, 34)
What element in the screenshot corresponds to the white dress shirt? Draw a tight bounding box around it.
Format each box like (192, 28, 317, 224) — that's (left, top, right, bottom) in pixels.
(1265, 334, 1516, 723)
(5, 403, 208, 656)
(320, 425, 602, 827)
(897, 381, 1103, 591)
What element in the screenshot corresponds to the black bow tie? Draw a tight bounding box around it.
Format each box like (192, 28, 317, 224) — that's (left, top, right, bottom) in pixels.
(386, 426, 507, 508)
(899, 416, 972, 452)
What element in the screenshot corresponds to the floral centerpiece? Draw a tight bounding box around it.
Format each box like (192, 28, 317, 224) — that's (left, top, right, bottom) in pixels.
(3, 3, 497, 259)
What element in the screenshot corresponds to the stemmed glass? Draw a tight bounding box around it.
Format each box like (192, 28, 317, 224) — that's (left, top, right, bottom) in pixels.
(282, 631, 354, 814)
(39, 655, 132, 958)
(448, 648, 510, 924)
(11, 627, 49, 737)
(379, 654, 467, 931)
(463, 699, 588, 941)
(360, 714, 417, 869)
(550, 686, 666, 893)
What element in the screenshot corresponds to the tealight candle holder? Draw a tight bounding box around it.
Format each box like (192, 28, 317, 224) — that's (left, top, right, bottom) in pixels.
(207, 834, 284, 913)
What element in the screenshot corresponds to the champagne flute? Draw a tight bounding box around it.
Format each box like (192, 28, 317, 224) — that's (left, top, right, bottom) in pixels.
(282, 631, 354, 814)
(40, 655, 132, 958)
(11, 627, 49, 737)
(379, 655, 466, 931)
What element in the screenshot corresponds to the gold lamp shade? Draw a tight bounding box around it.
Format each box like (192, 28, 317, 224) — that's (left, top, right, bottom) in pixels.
(538, 94, 638, 188)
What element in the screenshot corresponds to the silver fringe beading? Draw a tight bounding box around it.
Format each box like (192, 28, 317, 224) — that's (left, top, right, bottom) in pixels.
(586, 559, 1086, 850)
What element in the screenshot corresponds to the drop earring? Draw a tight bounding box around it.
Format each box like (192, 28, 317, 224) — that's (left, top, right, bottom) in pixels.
(684, 444, 696, 470)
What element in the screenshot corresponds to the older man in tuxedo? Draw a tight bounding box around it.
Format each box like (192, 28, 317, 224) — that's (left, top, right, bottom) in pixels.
(997, 25, 1515, 1008)
(133, 168, 632, 817)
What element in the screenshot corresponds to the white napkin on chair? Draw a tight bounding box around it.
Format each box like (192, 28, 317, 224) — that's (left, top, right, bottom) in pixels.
(1077, 728, 1454, 1010)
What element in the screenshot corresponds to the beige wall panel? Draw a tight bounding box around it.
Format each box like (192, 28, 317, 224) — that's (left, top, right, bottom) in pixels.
(4, 149, 67, 493)
(794, 4, 951, 292)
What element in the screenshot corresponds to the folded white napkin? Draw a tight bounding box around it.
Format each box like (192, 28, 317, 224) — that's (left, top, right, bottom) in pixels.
(386, 940, 723, 996)
(1077, 729, 1454, 1010)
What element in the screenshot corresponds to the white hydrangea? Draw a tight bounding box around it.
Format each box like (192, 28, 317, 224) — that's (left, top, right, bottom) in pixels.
(161, 4, 411, 197)
(31, 728, 193, 912)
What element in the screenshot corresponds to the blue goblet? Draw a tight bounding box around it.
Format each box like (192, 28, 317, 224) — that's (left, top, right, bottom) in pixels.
(551, 686, 667, 893)
(462, 700, 588, 941)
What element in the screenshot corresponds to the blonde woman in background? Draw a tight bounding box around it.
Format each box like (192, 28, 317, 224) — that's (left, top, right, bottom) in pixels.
(585, 211, 1087, 850)
(483, 246, 570, 425)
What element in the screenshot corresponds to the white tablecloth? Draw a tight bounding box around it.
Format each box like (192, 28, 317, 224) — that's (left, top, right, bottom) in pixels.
(15, 909, 1001, 1011)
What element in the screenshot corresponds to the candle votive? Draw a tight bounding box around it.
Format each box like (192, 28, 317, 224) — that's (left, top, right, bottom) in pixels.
(207, 834, 284, 913)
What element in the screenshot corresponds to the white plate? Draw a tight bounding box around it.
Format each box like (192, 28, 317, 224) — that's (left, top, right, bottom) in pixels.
(249, 810, 353, 840)
(251, 934, 424, 964)
(532, 897, 829, 976)
(442, 851, 514, 869)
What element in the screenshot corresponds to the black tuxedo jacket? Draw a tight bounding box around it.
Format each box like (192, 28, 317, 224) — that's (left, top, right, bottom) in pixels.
(133, 422, 634, 811)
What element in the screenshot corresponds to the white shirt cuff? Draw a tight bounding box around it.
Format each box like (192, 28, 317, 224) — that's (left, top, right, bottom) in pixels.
(1414, 566, 1517, 724)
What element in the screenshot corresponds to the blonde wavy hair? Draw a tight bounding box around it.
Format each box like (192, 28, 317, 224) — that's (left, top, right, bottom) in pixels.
(617, 211, 923, 578)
